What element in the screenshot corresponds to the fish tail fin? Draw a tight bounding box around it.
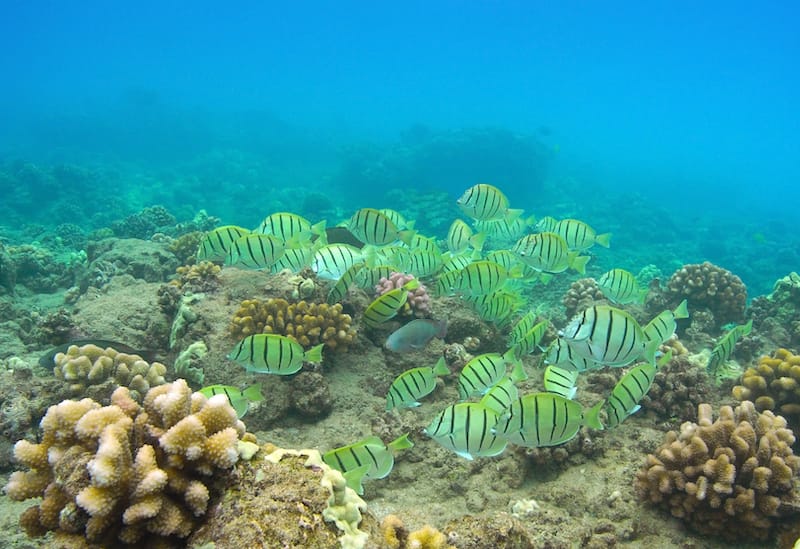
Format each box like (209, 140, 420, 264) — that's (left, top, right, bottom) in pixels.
(595, 233, 612, 248)
(656, 349, 673, 368)
(673, 299, 689, 319)
(469, 232, 487, 252)
(362, 245, 378, 268)
(508, 356, 528, 382)
(505, 208, 524, 223)
(643, 338, 659, 366)
(432, 356, 450, 376)
(569, 254, 590, 275)
(538, 273, 553, 285)
(343, 464, 371, 495)
(742, 319, 753, 336)
(585, 399, 605, 430)
(398, 230, 417, 247)
(285, 233, 312, 249)
(304, 343, 325, 364)
(388, 432, 414, 452)
(523, 214, 537, 227)
(242, 383, 264, 402)
(311, 220, 327, 239)
(402, 278, 421, 291)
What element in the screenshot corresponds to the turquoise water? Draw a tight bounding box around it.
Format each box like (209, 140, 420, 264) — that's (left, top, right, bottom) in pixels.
(1, 2, 797, 296)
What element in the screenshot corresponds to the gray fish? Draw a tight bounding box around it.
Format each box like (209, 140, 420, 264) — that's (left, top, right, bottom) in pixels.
(384, 319, 447, 353)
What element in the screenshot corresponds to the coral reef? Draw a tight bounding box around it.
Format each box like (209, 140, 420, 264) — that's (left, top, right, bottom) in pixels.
(111, 205, 176, 239)
(288, 371, 333, 419)
(230, 297, 357, 351)
(634, 401, 800, 541)
(167, 231, 205, 265)
(640, 353, 714, 424)
(666, 261, 747, 329)
(381, 514, 456, 549)
(749, 272, 800, 348)
(5, 379, 256, 545)
(168, 261, 222, 293)
(376, 272, 432, 318)
(733, 348, 800, 428)
(53, 343, 168, 398)
(562, 277, 607, 319)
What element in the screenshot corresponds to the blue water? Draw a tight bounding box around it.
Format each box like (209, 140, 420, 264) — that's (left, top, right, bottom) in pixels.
(1, 1, 798, 296)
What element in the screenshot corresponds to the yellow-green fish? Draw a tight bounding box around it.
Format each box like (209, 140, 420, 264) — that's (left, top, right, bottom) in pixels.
(311, 243, 363, 280)
(322, 433, 413, 494)
(447, 219, 485, 254)
(542, 338, 603, 373)
(560, 305, 658, 367)
(355, 264, 404, 289)
(534, 216, 559, 233)
(386, 357, 450, 411)
(492, 393, 604, 448)
(348, 208, 412, 246)
(508, 320, 549, 359)
(362, 279, 420, 328)
(406, 248, 442, 278)
(198, 383, 263, 418)
(227, 334, 324, 375)
(597, 268, 647, 304)
(255, 212, 325, 244)
(706, 320, 753, 376)
(479, 376, 519, 414)
(474, 214, 535, 241)
(508, 310, 539, 346)
(456, 183, 521, 221)
(553, 218, 611, 250)
(225, 233, 285, 270)
(604, 352, 671, 428)
(269, 245, 317, 274)
(543, 365, 579, 399)
(327, 262, 364, 304)
(512, 232, 589, 274)
(449, 260, 510, 296)
(458, 352, 525, 400)
(424, 402, 507, 460)
(464, 289, 519, 325)
(196, 225, 251, 262)
(643, 299, 689, 345)
(379, 208, 413, 230)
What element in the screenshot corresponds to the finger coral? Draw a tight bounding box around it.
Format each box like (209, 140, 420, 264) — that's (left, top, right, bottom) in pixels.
(634, 400, 800, 541)
(732, 348, 800, 429)
(230, 297, 357, 351)
(53, 343, 167, 398)
(5, 379, 256, 545)
(666, 261, 746, 329)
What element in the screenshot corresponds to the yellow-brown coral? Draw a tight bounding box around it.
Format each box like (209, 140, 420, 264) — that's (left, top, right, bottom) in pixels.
(666, 261, 747, 327)
(53, 343, 167, 398)
(380, 513, 455, 549)
(230, 297, 357, 351)
(5, 379, 253, 544)
(733, 349, 800, 425)
(169, 260, 222, 292)
(634, 400, 800, 541)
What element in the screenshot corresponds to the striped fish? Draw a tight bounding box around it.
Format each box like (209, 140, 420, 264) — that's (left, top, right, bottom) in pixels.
(603, 362, 657, 428)
(196, 225, 251, 262)
(379, 208, 413, 230)
(543, 365, 579, 399)
(198, 383, 263, 418)
(512, 232, 589, 275)
(509, 320, 549, 359)
(386, 357, 450, 411)
(465, 290, 519, 325)
(484, 250, 518, 272)
(597, 268, 647, 304)
(479, 376, 519, 414)
(560, 305, 658, 367)
(553, 218, 611, 250)
(450, 260, 509, 296)
(348, 208, 409, 246)
(643, 299, 689, 345)
(492, 393, 604, 448)
(424, 402, 507, 460)
(322, 433, 413, 494)
(270, 246, 317, 274)
(311, 243, 363, 280)
(440, 252, 474, 274)
(534, 216, 559, 233)
(227, 334, 324, 375)
(474, 214, 534, 242)
(255, 212, 325, 244)
(456, 183, 520, 221)
(542, 338, 603, 372)
(225, 233, 286, 270)
(362, 279, 420, 328)
(406, 248, 442, 278)
(706, 320, 753, 376)
(509, 310, 539, 346)
(458, 352, 525, 400)
(408, 234, 441, 254)
(447, 219, 485, 253)
(327, 263, 364, 304)
(356, 264, 404, 289)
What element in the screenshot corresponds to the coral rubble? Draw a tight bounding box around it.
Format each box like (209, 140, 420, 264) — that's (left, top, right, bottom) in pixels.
(634, 400, 800, 541)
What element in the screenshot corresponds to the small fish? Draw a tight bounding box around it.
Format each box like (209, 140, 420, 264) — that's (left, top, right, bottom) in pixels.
(199, 383, 263, 418)
(348, 208, 412, 246)
(386, 357, 450, 411)
(706, 320, 753, 376)
(534, 216, 559, 233)
(362, 279, 420, 328)
(512, 232, 589, 275)
(603, 362, 657, 428)
(440, 252, 474, 274)
(449, 260, 510, 296)
(227, 334, 324, 375)
(269, 246, 317, 274)
(225, 233, 285, 270)
(542, 338, 603, 372)
(508, 310, 539, 347)
(196, 225, 251, 262)
(597, 268, 647, 304)
(543, 365, 579, 399)
(474, 215, 534, 241)
(643, 300, 689, 345)
(327, 262, 364, 304)
(322, 433, 413, 494)
(553, 219, 611, 250)
(483, 250, 518, 272)
(492, 393, 604, 448)
(464, 289, 519, 325)
(39, 340, 156, 369)
(379, 208, 413, 230)
(408, 234, 441, 254)
(456, 183, 521, 221)
(479, 376, 519, 414)
(447, 219, 485, 254)
(385, 319, 447, 353)
(560, 305, 658, 367)
(508, 320, 549, 359)
(311, 243, 363, 280)
(405, 248, 442, 278)
(458, 352, 525, 400)
(424, 402, 507, 460)
(355, 264, 404, 289)
(255, 212, 325, 244)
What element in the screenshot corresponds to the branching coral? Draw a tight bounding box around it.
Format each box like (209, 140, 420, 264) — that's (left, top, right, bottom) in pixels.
(376, 272, 432, 318)
(733, 348, 800, 425)
(53, 343, 167, 398)
(5, 380, 257, 545)
(666, 261, 747, 328)
(634, 401, 800, 541)
(230, 297, 357, 351)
